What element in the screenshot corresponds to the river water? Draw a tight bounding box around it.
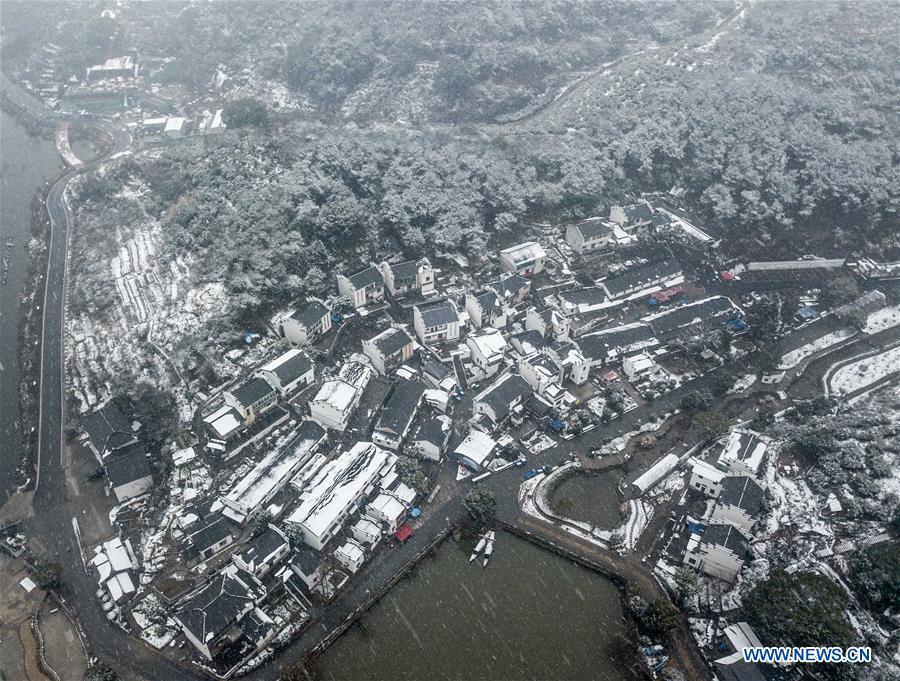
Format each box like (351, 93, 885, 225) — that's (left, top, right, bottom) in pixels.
(314, 532, 639, 681)
(0, 109, 63, 503)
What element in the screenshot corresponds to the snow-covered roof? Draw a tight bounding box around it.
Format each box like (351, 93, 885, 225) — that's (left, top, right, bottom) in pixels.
(260, 348, 313, 387)
(287, 442, 395, 540)
(632, 453, 679, 493)
(164, 117, 185, 132)
(499, 241, 546, 264)
(310, 362, 372, 412)
(367, 493, 406, 524)
(689, 457, 726, 484)
(718, 428, 767, 473)
(467, 328, 508, 360)
(203, 405, 243, 439)
(454, 429, 498, 468)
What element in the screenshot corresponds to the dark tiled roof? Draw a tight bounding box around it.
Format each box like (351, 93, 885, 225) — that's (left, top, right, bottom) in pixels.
(347, 266, 384, 289)
(375, 378, 425, 436)
(237, 526, 288, 567)
(578, 324, 656, 361)
(187, 516, 234, 551)
(270, 351, 313, 386)
(719, 476, 764, 517)
(230, 376, 276, 409)
(494, 273, 530, 299)
(416, 300, 458, 327)
(419, 352, 451, 380)
(289, 300, 329, 328)
(415, 416, 450, 447)
(575, 217, 615, 240)
(176, 572, 258, 649)
(81, 402, 135, 453)
(103, 442, 151, 487)
(649, 296, 739, 339)
(473, 289, 499, 310)
(702, 523, 750, 557)
(601, 259, 682, 297)
(624, 202, 653, 223)
(372, 327, 414, 357)
(477, 373, 532, 422)
(389, 260, 420, 282)
(292, 545, 321, 575)
(560, 287, 608, 306)
(713, 659, 767, 681)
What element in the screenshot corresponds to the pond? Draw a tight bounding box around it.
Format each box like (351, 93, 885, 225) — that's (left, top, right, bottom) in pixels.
(549, 469, 625, 529)
(313, 532, 639, 681)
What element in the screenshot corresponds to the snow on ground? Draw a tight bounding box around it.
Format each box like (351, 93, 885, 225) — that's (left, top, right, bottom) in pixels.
(728, 372, 757, 394)
(862, 305, 900, 334)
(830, 345, 900, 396)
(778, 327, 856, 369)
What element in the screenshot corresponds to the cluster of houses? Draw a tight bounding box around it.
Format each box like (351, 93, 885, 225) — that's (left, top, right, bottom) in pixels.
(76, 197, 760, 669)
(682, 428, 770, 582)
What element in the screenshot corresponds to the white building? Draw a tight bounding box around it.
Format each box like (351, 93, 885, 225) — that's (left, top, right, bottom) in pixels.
(336, 266, 385, 309)
(466, 328, 508, 377)
(412, 415, 453, 462)
(351, 518, 382, 546)
(413, 299, 460, 345)
(362, 327, 415, 375)
(203, 405, 244, 441)
(609, 201, 654, 232)
(566, 217, 618, 254)
(622, 353, 657, 383)
(334, 540, 366, 574)
(466, 289, 508, 330)
(683, 523, 751, 583)
(286, 442, 396, 550)
(232, 525, 290, 579)
(525, 307, 570, 342)
(283, 300, 332, 345)
(224, 376, 278, 425)
(371, 378, 425, 451)
(259, 348, 315, 397)
(308, 362, 373, 431)
(454, 429, 499, 471)
(221, 421, 326, 522)
(499, 241, 546, 276)
(718, 428, 768, 477)
(164, 116, 186, 138)
(517, 353, 569, 408)
(688, 457, 726, 498)
(380, 258, 435, 298)
(366, 493, 408, 532)
(631, 453, 679, 495)
(104, 442, 153, 502)
(547, 341, 590, 385)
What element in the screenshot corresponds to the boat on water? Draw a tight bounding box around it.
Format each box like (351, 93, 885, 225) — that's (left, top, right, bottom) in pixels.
(481, 531, 495, 568)
(469, 534, 487, 562)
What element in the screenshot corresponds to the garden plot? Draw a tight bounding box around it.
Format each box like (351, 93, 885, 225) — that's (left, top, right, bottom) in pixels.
(777, 327, 856, 369)
(829, 345, 900, 396)
(862, 305, 900, 334)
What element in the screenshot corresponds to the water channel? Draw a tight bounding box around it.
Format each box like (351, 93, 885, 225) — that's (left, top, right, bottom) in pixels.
(549, 469, 625, 529)
(314, 532, 639, 681)
(0, 109, 64, 503)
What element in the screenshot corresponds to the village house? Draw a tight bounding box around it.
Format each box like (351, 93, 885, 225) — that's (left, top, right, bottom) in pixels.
(517, 352, 570, 408)
(334, 539, 367, 574)
(556, 287, 610, 316)
(175, 568, 264, 661)
(718, 428, 768, 477)
(688, 457, 727, 498)
(308, 361, 373, 431)
(494, 272, 532, 304)
(647, 296, 743, 341)
(362, 326, 416, 375)
(86, 55, 138, 80)
(259, 348, 315, 398)
(418, 350, 457, 391)
(546, 340, 591, 385)
(598, 259, 684, 301)
(454, 428, 499, 471)
(232, 525, 290, 579)
(609, 201, 654, 232)
(565, 217, 618, 254)
(372, 378, 425, 451)
(289, 546, 324, 591)
(833, 290, 887, 326)
(366, 492, 409, 533)
(224, 376, 278, 426)
(379, 258, 435, 298)
(351, 517, 383, 547)
(710, 475, 765, 534)
(80, 402, 138, 461)
(103, 441, 153, 502)
(283, 300, 332, 346)
(221, 421, 326, 523)
(466, 328, 509, 377)
(286, 442, 396, 550)
(683, 523, 751, 583)
(498, 241, 547, 277)
(525, 306, 570, 341)
(181, 516, 236, 567)
(412, 414, 453, 462)
(336, 265, 385, 309)
(465, 289, 508, 329)
(622, 353, 659, 383)
(577, 322, 659, 368)
(472, 372, 533, 429)
(202, 405, 245, 442)
(413, 299, 460, 345)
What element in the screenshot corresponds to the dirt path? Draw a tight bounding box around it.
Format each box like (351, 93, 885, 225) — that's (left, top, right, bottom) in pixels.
(17, 620, 50, 681)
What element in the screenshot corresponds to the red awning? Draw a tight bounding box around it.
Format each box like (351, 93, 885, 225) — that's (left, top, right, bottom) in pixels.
(720, 271, 735, 281)
(393, 524, 413, 542)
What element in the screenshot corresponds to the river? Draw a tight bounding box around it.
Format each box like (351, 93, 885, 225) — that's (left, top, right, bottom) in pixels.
(313, 532, 640, 681)
(0, 109, 63, 503)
